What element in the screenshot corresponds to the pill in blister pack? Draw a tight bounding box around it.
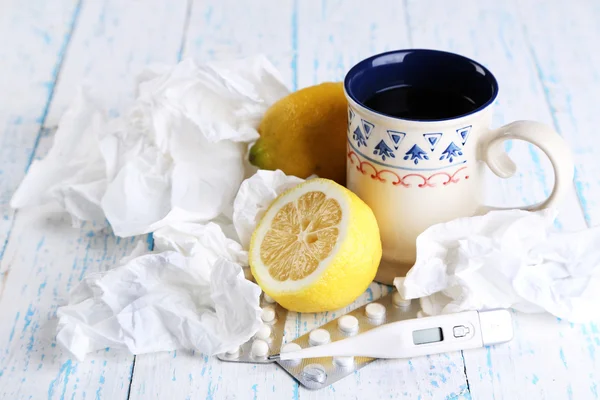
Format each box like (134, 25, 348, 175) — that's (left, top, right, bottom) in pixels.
(275, 291, 419, 390)
(216, 292, 288, 364)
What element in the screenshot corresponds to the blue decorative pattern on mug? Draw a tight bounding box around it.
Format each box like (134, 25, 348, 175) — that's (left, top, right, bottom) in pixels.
(346, 115, 471, 169)
(347, 137, 466, 172)
(361, 119, 375, 139)
(439, 142, 463, 162)
(373, 140, 395, 161)
(386, 130, 406, 150)
(403, 144, 429, 165)
(353, 126, 367, 147)
(423, 133, 443, 151)
(457, 125, 471, 145)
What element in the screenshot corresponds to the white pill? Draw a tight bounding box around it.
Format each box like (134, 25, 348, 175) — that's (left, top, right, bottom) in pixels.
(255, 324, 272, 340)
(251, 339, 269, 358)
(393, 291, 411, 307)
(365, 303, 386, 320)
(302, 364, 327, 384)
(338, 315, 359, 334)
(263, 293, 276, 304)
(261, 306, 276, 323)
(282, 342, 302, 353)
(309, 329, 331, 346)
(225, 346, 240, 357)
(281, 342, 302, 365)
(333, 356, 355, 368)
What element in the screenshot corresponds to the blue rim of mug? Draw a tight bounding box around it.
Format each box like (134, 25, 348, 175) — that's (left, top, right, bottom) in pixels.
(343, 49, 499, 123)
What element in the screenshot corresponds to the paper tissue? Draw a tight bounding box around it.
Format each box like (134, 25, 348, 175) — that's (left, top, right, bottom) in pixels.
(396, 208, 600, 323)
(10, 55, 306, 360)
(56, 247, 262, 360)
(11, 55, 289, 236)
(55, 169, 303, 361)
(232, 169, 305, 249)
(12, 51, 600, 362)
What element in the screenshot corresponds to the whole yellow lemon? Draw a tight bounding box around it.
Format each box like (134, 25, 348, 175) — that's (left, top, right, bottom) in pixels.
(249, 82, 348, 185)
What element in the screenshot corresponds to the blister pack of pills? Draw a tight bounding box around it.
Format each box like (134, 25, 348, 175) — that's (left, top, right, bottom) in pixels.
(275, 290, 420, 390)
(217, 292, 288, 364)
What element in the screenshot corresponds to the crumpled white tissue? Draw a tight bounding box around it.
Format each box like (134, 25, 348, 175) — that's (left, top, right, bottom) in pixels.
(55, 170, 305, 360)
(10, 89, 109, 227)
(153, 221, 248, 263)
(233, 169, 304, 248)
(56, 237, 262, 361)
(13, 54, 301, 360)
(11, 55, 289, 237)
(100, 56, 288, 236)
(396, 209, 600, 323)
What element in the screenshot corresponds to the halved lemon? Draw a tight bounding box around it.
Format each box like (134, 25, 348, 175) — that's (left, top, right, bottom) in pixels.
(249, 178, 382, 312)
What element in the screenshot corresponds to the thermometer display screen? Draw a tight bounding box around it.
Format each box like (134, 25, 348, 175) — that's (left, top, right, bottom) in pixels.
(412, 327, 444, 345)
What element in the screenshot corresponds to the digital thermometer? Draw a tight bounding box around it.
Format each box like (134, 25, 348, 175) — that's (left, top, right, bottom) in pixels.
(270, 309, 513, 361)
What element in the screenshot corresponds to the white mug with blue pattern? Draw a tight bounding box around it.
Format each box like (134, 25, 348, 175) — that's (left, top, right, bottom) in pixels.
(344, 49, 574, 284)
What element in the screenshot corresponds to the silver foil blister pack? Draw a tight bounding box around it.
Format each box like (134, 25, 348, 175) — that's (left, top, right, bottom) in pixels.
(217, 293, 288, 364)
(276, 291, 420, 390)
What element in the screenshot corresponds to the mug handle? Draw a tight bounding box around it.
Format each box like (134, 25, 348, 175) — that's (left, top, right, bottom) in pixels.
(482, 120, 574, 211)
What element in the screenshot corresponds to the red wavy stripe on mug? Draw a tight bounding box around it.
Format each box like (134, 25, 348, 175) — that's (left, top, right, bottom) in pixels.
(347, 149, 469, 188)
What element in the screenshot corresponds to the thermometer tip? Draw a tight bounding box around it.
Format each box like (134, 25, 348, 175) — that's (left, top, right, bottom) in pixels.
(268, 354, 280, 361)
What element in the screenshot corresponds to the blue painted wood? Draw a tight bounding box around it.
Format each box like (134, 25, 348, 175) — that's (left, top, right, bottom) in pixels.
(0, 0, 81, 284)
(0, 3, 85, 395)
(127, 1, 303, 398)
(0, 1, 190, 399)
(518, 0, 600, 228)
(293, 2, 470, 399)
(0, 0, 598, 399)
(404, 1, 595, 400)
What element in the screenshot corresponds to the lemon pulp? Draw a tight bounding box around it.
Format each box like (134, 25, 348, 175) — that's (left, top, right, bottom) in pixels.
(249, 178, 382, 312)
(261, 191, 341, 281)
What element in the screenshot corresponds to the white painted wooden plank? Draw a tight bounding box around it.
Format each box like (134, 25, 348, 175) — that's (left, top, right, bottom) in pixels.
(180, 0, 296, 89)
(0, 0, 80, 281)
(127, 1, 301, 399)
(0, 1, 189, 398)
(405, 1, 594, 399)
(295, 0, 411, 88)
(513, 2, 600, 397)
(46, 0, 190, 126)
(294, 1, 470, 399)
(406, 0, 586, 231)
(0, 207, 141, 400)
(127, 0, 469, 398)
(3, 1, 599, 399)
(517, 0, 600, 229)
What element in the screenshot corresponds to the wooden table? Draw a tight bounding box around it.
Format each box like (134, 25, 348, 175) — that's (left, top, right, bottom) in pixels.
(1, 1, 599, 399)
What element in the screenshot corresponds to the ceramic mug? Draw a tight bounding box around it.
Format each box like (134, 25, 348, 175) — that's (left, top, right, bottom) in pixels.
(344, 49, 574, 285)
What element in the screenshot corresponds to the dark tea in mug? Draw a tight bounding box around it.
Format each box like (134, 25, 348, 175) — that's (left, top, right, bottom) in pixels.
(363, 85, 479, 121)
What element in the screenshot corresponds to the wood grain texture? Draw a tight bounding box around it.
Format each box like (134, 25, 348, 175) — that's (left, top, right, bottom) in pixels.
(46, 0, 190, 126)
(0, 208, 141, 400)
(1, 0, 599, 399)
(0, 0, 80, 292)
(127, 1, 301, 399)
(0, 1, 84, 396)
(0, 0, 188, 399)
(517, 0, 600, 228)
(405, 0, 586, 230)
(514, 1, 600, 397)
(404, 1, 597, 399)
(294, 1, 470, 398)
